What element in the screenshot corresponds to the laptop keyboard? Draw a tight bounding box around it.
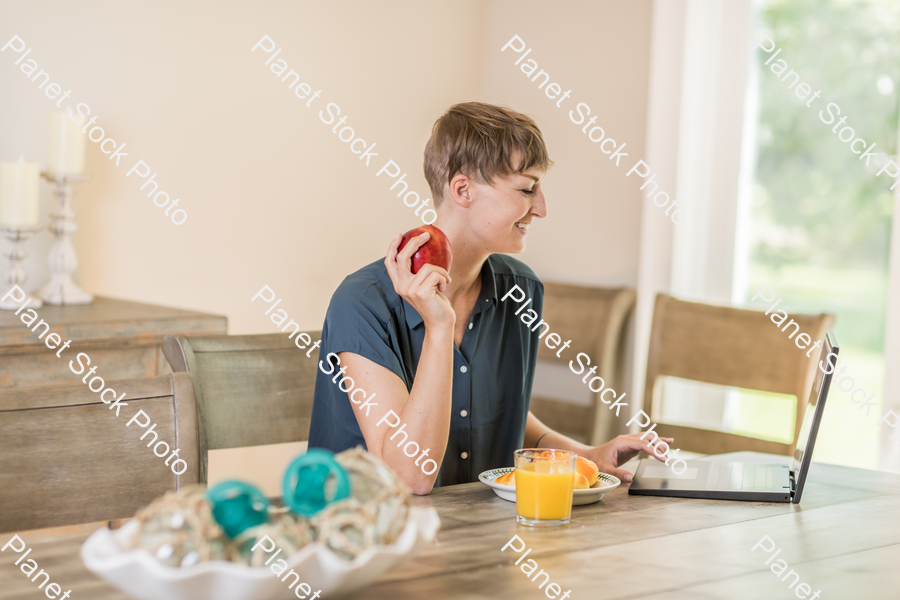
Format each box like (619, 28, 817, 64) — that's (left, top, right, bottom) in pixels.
(706, 463, 779, 491)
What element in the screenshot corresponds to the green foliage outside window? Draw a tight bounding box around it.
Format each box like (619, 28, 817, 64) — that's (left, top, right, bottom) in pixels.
(739, 0, 898, 469)
(750, 0, 898, 353)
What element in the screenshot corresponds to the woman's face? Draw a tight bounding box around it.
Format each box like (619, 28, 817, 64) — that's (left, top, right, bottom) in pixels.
(466, 166, 548, 255)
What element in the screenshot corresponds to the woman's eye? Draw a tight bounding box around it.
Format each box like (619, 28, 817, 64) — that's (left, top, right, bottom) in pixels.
(521, 189, 534, 195)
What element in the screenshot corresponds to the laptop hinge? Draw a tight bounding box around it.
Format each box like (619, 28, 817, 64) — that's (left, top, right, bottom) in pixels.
(789, 470, 796, 498)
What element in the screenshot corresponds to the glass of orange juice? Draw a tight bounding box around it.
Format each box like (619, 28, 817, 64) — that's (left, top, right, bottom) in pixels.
(514, 448, 576, 526)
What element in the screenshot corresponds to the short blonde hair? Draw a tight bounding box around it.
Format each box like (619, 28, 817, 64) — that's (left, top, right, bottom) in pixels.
(424, 102, 552, 206)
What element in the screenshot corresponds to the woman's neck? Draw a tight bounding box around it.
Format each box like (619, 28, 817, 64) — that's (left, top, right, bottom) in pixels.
(446, 256, 485, 304)
(436, 219, 490, 304)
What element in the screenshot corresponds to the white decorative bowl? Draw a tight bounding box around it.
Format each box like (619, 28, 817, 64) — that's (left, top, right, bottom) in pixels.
(81, 507, 440, 600)
(478, 467, 621, 505)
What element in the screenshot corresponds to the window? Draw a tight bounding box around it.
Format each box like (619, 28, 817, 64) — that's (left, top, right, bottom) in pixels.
(735, 0, 900, 470)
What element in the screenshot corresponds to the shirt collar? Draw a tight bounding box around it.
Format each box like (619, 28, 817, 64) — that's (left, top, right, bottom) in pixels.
(403, 257, 500, 330)
(476, 257, 500, 312)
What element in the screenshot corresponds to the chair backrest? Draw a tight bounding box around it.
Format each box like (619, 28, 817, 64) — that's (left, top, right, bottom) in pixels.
(0, 373, 199, 533)
(529, 283, 636, 446)
(645, 293, 834, 456)
(162, 332, 320, 483)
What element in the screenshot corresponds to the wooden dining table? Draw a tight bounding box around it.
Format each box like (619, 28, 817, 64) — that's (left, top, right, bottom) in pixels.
(2, 452, 898, 599)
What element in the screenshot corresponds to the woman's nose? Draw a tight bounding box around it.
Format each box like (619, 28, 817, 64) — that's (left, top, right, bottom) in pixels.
(532, 190, 548, 219)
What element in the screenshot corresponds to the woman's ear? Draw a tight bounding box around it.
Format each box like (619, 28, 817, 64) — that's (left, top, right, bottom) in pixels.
(448, 173, 473, 208)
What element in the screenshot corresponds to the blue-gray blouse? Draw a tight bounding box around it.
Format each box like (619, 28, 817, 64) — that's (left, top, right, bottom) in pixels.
(308, 254, 544, 487)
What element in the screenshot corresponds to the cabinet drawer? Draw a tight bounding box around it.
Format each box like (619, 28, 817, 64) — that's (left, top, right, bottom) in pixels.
(0, 344, 162, 388)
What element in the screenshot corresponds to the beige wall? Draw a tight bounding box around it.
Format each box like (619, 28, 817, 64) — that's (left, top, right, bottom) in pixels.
(482, 1, 653, 288)
(1, 0, 652, 335)
(1, 0, 487, 334)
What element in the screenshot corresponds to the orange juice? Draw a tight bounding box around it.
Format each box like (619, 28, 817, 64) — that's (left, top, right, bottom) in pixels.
(515, 463, 575, 521)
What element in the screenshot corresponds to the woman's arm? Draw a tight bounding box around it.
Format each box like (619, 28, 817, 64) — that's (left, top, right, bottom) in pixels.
(337, 344, 452, 495)
(337, 232, 456, 495)
(525, 411, 591, 453)
(525, 412, 673, 483)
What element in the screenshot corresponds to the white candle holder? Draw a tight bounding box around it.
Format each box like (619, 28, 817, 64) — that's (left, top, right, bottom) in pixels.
(36, 172, 93, 305)
(0, 224, 43, 310)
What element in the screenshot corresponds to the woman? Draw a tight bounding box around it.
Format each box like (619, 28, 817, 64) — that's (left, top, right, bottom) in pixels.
(308, 102, 671, 494)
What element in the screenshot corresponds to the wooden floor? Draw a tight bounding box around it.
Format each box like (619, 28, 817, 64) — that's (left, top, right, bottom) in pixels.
(2, 453, 899, 599)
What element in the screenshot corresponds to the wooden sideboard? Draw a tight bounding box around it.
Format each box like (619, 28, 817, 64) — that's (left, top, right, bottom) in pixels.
(0, 296, 227, 388)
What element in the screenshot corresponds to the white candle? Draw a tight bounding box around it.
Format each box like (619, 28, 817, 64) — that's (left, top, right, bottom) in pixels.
(47, 112, 85, 176)
(0, 158, 41, 226)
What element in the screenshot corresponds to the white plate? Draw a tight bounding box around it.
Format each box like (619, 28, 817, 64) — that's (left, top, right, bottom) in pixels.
(478, 468, 620, 505)
(80, 507, 440, 600)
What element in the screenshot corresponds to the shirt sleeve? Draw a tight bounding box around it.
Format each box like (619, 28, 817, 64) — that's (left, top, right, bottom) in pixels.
(322, 280, 407, 385)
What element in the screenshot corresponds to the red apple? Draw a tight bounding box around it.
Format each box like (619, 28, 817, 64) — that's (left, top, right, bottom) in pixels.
(398, 225, 452, 274)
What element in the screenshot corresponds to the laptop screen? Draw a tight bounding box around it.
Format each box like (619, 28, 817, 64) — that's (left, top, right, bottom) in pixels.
(790, 330, 838, 502)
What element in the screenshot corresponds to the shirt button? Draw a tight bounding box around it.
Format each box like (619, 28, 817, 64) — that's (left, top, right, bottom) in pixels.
(468, 323, 473, 330)
(460, 366, 468, 373)
(460, 410, 468, 417)
(461, 452, 469, 459)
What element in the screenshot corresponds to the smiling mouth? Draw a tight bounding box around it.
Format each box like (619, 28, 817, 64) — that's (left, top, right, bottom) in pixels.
(515, 222, 530, 232)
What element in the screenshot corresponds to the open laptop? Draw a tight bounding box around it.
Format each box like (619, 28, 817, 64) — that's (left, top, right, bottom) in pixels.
(629, 330, 838, 504)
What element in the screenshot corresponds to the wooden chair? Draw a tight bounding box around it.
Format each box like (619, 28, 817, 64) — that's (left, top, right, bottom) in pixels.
(529, 283, 636, 446)
(162, 332, 321, 484)
(644, 293, 834, 456)
(0, 373, 199, 533)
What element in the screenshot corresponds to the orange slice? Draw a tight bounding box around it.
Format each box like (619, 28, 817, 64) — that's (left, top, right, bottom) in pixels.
(576, 456, 600, 487)
(573, 472, 590, 489)
(495, 471, 515, 486)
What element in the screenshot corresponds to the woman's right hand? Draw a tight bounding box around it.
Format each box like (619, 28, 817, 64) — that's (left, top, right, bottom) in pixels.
(385, 232, 455, 331)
